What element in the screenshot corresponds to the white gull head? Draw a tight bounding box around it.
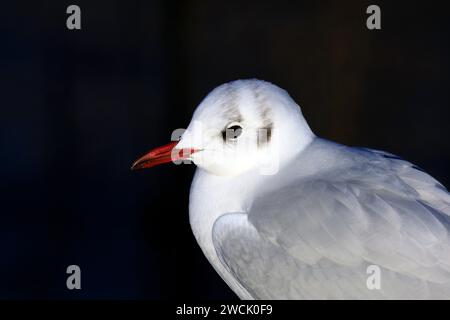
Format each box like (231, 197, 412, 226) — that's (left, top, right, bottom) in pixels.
(175, 79, 315, 176)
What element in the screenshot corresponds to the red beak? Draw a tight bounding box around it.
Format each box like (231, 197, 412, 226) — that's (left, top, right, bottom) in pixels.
(131, 141, 196, 170)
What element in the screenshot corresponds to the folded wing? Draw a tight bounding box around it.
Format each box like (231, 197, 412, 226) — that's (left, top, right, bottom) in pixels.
(213, 149, 450, 299)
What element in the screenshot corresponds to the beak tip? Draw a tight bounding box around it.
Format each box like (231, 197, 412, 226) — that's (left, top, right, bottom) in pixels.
(131, 141, 189, 172)
(130, 162, 142, 171)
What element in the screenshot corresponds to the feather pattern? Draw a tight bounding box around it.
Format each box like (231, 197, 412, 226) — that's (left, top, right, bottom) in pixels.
(212, 139, 450, 299)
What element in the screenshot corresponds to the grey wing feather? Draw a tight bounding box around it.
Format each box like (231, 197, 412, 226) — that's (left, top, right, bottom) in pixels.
(212, 149, 450, 299)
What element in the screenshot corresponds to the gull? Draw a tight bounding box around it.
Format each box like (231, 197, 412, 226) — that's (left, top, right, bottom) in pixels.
(132, 79, 450, 299)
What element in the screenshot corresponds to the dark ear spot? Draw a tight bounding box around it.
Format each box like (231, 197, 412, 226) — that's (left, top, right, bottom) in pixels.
(257, 123, 272, 147)
(255, 89, 273, 147)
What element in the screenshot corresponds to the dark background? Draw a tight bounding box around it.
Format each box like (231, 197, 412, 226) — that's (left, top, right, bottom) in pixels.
(0, 0, 449, 299)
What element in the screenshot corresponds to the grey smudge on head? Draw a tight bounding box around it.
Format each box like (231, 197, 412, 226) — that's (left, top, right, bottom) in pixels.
(219, 84, 242, 142)
(220, 85, 242, 124)
(252, 82, 273, 147)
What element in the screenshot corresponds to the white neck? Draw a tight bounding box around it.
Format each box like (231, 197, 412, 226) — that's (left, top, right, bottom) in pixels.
(189, 168, 260, 259)
(188, 133, 315, 298)
(188, 167, 264, 298)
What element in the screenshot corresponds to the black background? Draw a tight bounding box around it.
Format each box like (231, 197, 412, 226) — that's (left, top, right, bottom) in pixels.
(0, 0, 449, 299)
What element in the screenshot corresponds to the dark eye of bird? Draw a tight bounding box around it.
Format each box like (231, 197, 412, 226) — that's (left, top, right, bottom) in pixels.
(222, 125, 243, 141)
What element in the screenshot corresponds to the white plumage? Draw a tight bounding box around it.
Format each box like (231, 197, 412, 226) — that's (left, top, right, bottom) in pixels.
(152, 79, 450, 299)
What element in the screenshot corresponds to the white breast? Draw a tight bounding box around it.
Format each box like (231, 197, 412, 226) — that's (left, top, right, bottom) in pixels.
(188, 168, 261, 299)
